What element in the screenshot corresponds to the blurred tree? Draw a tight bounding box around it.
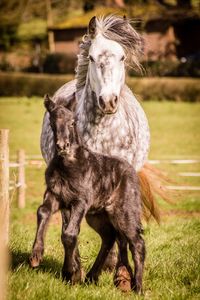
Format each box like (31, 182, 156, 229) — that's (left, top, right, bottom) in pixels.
(157, 0, 192, 8)
(83, 0, 94, 12)
(83, 0, 125, 11)
(125, 0, 194, 11)
(176, 0, 191, 8)
(0, 0, 27, 49)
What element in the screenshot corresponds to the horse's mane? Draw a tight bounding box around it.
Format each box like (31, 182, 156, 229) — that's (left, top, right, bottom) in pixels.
(76, 15, 144, 92)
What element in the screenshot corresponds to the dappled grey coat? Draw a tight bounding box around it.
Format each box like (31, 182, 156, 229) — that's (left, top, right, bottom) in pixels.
(40, 16, 150, 171)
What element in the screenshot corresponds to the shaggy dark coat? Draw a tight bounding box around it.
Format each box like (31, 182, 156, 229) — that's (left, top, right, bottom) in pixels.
(30, 95, 145, 293)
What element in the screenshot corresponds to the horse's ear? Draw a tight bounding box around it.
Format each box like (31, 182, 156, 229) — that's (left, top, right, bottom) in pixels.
(44, 94, 55, 112)
(88, 16, 96, 37)
(123, 15, 129, 25)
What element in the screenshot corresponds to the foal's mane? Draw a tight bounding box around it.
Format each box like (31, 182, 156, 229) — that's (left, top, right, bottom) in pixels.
(76, 15, 144, 92)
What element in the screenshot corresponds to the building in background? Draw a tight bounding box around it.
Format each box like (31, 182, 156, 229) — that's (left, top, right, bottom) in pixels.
(48, 7, 200, 62)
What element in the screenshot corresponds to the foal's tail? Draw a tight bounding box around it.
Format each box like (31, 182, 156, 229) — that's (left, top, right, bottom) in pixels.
(138, 163, 175, 223)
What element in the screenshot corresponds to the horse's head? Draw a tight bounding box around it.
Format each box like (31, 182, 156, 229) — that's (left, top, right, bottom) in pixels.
(84, 16, 143, 115)
(44, 95, 76, 156)
(88, 17, 126, 114)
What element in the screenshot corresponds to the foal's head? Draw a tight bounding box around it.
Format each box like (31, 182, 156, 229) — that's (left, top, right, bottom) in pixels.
(44, 95, 77, 157)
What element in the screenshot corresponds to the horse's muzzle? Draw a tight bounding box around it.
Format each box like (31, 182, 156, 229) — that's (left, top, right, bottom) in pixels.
(98, 95, 118, 114)
(56, 141, 70, 156)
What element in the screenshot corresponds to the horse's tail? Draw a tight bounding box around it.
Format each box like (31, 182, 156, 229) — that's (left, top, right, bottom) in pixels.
(138, 162, 174, 223)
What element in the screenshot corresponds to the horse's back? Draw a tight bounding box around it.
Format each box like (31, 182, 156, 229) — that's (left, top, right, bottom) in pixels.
(53, 79, 76, 102)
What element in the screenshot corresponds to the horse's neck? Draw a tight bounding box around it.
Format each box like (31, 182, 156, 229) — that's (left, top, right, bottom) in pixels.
(76, 81, 101, 124)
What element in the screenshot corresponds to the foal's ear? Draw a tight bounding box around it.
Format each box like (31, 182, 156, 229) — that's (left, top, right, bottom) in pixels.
(88, 16, 96, 37)
(57, 96, 76, 112)
(66, 97, 76, 112)
(44, 94, 55, 112)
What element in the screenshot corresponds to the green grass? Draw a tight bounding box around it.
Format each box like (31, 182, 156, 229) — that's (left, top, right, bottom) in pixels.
(0, 97, 200, 299)
(144, 101, 200, 159)
(0, 97, 44, 155)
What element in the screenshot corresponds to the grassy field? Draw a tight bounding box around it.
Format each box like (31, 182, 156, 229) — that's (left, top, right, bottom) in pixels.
(0, 97, 200, 300)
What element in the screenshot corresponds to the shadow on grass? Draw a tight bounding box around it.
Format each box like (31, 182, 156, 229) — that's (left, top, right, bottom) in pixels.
(10, 249, 63, 279)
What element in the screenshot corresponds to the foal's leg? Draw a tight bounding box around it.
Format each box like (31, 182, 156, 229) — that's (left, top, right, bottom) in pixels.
(128, 234, 145, 293)
(111, 215, 145, 293)
(108, 176, 145, 293)
(61, 209, 81, 267)
(114, 236, 134, 292)
(103, 246, 117, 271)
(61, 201, 85, 284)
(85, 213, 116, 283)
(30, 191, 60, 267)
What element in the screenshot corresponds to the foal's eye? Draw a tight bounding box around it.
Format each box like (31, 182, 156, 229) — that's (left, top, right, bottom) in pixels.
(89, 55, 95, 62)
(120, 55, 125, 62)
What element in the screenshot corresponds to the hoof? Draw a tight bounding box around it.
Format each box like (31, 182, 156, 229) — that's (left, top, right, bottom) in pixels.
(114, 266, 132, 292)
(29, 250, 43, 268)
(72, 268, 85, 284)
(62, 268, 85, 284)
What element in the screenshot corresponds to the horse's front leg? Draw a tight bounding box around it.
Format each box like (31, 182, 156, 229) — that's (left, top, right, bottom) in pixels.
(61, 201, 85, 284)
(30, 191, 60, 267)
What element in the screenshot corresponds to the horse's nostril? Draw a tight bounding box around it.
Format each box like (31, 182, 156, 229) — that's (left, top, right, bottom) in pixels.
(99, 96, 106, 110)
(56, 142, 61, 149)
(110, 96, 118, 109)
(66, 142, 70, 148)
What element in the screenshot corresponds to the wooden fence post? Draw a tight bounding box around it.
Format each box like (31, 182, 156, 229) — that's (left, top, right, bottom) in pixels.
(17, 149, 26, 209)
(0, 129, 9, 300)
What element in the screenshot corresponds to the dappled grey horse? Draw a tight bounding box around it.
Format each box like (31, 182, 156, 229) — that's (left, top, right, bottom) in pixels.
(40, 15, 164, 275)
(41, 15, 150, 170)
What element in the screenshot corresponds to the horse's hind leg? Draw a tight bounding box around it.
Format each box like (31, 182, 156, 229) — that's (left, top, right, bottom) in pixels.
(114, 217, 145, 292)
(129, 234, 145, 293)
(30, 191, 60, 268)
(85, 213, 116, 283)
(114, 236, 134, 292)
(111, 218, 145, 293)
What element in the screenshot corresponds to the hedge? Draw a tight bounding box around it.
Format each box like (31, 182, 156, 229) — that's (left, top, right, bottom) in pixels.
(128, 77, 200, 102)
(0, 72, 73, 97)
(0, 72, 200, 102)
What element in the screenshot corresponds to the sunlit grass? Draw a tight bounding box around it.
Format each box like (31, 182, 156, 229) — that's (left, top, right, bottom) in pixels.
(0, 97, 199, 299)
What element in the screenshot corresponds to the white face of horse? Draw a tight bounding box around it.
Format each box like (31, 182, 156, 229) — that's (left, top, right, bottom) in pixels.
(88, 34, 126, 114)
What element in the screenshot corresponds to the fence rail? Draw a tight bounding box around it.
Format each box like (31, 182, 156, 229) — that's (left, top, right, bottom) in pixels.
(8, 150, 26, 208)
(7, 152, 200, 201)
(8, 155, 200, 192)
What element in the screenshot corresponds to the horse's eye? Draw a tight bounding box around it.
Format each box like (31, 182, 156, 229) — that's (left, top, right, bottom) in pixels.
(120, 55, 125, 62)
(89, 55, 95, 62)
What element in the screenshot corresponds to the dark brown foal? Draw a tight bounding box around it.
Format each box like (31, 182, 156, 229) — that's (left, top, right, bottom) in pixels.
(30, 95, 145, 293)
